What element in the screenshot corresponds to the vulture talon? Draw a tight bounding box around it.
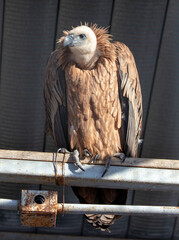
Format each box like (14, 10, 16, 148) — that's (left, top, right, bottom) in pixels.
(72, 149, 85, 172)
(93, 154, 100, 162)
(82, 149, 92, 158)
(57, 148, 85, 171)
(88, 153, 100, 163)
(113, 152, 126, 163)
(101, 157, 111, 177)
(57, 147, 70, 154)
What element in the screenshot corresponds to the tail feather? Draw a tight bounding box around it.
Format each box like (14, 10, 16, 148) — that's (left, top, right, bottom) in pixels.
(72, 187, 127, 231)
(85, 213, 120, 232)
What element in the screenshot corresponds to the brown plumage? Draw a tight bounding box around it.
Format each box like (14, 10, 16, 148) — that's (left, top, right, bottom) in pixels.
(44, 24, 142, 231)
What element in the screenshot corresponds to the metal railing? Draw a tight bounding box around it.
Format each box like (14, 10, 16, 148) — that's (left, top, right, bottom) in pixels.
(0, 149, 179, 191)
(0, 149, 179, 220)
(0, 198, 179, 217)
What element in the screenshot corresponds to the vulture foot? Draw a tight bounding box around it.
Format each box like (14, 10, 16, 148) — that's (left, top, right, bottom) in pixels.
(101, 156, 111, 177)
(72, 149, 85, 172)
(57, 148, 85, 172)
(113, 152, 126, 162)
(101, 153, 126, 177)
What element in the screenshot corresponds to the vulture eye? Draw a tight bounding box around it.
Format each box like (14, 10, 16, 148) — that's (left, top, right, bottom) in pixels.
(79, 34, 86, 39)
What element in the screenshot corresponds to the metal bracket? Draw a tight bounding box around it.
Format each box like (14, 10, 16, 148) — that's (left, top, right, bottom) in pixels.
(21, 190, 58, 227)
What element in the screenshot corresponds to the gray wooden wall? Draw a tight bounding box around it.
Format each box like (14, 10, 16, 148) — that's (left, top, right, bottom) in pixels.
(0, 0, 179, 239)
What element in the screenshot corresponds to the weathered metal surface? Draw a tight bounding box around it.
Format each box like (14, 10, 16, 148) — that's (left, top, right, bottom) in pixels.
(0, 199, 19, 211)
(0, 158, 179, 191)
(21, 190, 58, 227)
(0, 149, 179, 169)
(1, 197, 179, 217)
(58, 163, 179, 191)
(0, 159, 57, 185)
(58, 204, 179, 217)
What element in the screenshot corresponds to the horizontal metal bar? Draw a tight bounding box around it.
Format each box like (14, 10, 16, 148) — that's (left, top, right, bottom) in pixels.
(0, 199, 20, 211)
(0, 199, 179, 217)
(0, 158, 179, 191)
(1, 149, 179, 169)
(57, 203, 179, 217)
(60, 163, 179, 191)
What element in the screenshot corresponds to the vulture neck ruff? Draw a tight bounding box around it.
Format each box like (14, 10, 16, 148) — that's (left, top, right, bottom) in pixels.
(58, 25, 115, 70)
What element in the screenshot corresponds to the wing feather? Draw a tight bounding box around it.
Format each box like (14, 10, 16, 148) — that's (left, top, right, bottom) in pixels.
(44, 50, 69, 148)
(115, 42, 142, 157)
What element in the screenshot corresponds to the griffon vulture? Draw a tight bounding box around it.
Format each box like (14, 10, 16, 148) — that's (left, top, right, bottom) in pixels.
(44, 24, 142, 231)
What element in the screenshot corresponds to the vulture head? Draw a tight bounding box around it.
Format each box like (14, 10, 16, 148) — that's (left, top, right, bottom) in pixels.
(63, 25, 100, 69)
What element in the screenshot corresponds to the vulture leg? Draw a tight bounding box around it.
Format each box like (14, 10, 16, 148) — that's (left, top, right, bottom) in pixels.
(101, 156, 111, 177)
(113, 152, 126, 162)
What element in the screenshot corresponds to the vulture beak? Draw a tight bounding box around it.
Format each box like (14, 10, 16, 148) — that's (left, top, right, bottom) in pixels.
(63, 33, 74, 47)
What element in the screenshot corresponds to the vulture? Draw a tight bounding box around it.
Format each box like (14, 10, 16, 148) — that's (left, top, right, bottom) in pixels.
(44, 24, 142, 231)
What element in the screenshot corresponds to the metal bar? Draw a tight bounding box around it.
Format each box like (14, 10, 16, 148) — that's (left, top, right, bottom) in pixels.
(57, 204, 179, 217)
(1, 149, 179, 169)
(0, 158, 179, 191)
(0, 199, 19, 211)
(0, 199, 179, 217)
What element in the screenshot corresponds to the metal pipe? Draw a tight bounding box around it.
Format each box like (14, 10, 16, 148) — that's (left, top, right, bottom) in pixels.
(57, 204, 179, 217)
(0, 159, 179, 191)
(0, 199, 19, 211)
(0, 199, 179, 216)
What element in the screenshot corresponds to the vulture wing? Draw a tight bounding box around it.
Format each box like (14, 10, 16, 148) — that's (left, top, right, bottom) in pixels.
(115, 42, 142, 157)
(44, 49, 69, 149)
